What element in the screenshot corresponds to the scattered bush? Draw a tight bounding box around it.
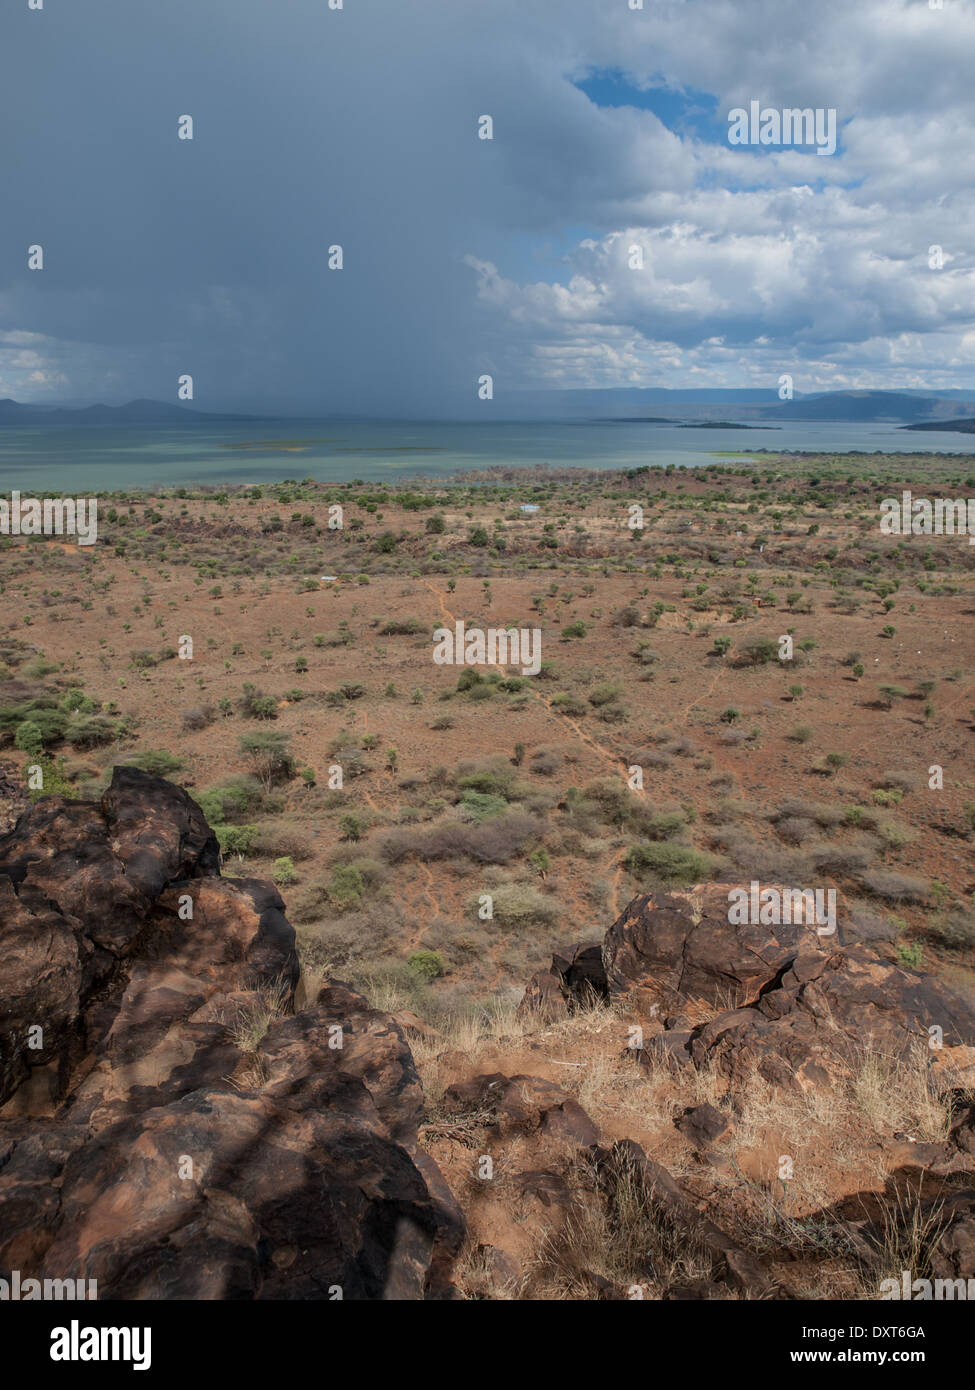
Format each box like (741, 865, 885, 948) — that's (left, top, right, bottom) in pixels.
(624, 842, 714, 885)
(406, 950, 445, 981)
(216, 824, 258, 858)
(271, 856, 298, 886)
(379, 810, 543, 866)
(128, 749, 182, 776)
(181, 704, 216, 732)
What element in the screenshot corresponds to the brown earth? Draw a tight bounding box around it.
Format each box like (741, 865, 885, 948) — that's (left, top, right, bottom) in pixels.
(0, 460, 972, 1014)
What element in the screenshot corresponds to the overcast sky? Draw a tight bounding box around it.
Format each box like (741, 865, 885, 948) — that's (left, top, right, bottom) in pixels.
(2, 0, 974, 414)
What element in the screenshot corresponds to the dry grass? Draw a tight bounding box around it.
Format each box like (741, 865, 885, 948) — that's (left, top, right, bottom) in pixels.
(863, 1184, 949, 1297)
(422, 992, 969, 1299)
(526, 1155, 716, 1299)
(228, 979, 292, 1054)
(849, 1042, 951, 1143)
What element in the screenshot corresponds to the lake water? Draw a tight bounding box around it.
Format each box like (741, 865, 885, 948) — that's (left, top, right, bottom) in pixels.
(1, 418, 973, 492)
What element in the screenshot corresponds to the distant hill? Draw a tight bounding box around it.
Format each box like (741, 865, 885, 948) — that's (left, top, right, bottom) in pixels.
(510, 386, 975, 423)
(583, 390, 975, 425)
(751, 390, 975, 423)
(901, 417, 975, 433)
(0, 398, 264, 426)
(3, 388, 975, 427)
(677, 421, 779, 430)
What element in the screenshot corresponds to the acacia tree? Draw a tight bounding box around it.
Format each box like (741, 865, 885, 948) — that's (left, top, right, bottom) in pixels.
(239, 730, 294, 792)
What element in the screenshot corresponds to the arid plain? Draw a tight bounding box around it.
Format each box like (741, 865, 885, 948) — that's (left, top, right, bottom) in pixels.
(3, 453, 974, 1298)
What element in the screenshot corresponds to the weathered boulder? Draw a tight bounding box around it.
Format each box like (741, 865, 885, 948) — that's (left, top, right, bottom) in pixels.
(0, 771, 298, 1114)
(518, 941, 608, 1020)
(475, 1243, 522, 1289)
(604, 883, 832, 1015)
(676, 1103, 732, 1149)
(443, 1072, 600, 1147)
(605, 887, 975, 1088)
(0, 770, 463, 1299)
(928, 1192, 975, 1285)
(950, 1097, 975, 1156)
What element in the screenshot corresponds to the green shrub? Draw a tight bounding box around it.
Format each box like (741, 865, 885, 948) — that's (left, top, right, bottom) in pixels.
(339, 813, 365, 841)
(328, 864, 364, 910)
(380, 618, 421, 635)
(460, 790, 508, 822)
(406, 949, 445, 981)
(484, 882, 557, 927)
(551, 692, 587, 716)
(65, 713, 116, 750)
(26, 755, 77, 803)
(14, 720, 44, 758)
(239, 684, 278, 720)
(215, 824, 258, 857)
(129, 750, 182, 776)
(271, 856, 298, 886)
(197, 775, 264, 825)
(736, 637, 778, 665)
(624, 842, 714, 886)
(239, 730, 294, 790)
(61, 689, 96, 714)
(0, 700, 68, 747)
(926, 910, 975, 951)
(455, 757, 519, 799)
(588, 682, 622, 707)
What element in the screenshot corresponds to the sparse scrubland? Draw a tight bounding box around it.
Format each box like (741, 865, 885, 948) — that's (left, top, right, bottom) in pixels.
(2, 454, 974, 1300)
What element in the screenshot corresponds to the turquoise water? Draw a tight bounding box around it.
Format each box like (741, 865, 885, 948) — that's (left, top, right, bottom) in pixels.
(1, 418, 973, 492)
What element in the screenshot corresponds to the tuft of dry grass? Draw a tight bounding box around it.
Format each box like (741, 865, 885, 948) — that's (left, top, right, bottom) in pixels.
(863, 1184, 949, 1297)
(526, 1156, 716, 1299)
(849, 1042, 951, 1143)
(228, 979, 292, 1054)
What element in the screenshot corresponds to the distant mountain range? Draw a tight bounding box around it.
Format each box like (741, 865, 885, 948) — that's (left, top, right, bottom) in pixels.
(2, 389, 975, 427)
(750, 390, 975, 423)
(0, 398, 263, 426)
(504, 386, 975, 423)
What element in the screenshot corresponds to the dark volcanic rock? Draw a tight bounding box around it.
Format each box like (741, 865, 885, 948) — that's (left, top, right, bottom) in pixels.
(590, 1139, 783, 1299)
(604, 883, 831, 1014)
(444, 1072, 601, 1146)
(605, 887, 975, 1088)
(677, 1103, 732, 1149)
(0, 770, 463, 1299)
(519, 940, 608, 1020)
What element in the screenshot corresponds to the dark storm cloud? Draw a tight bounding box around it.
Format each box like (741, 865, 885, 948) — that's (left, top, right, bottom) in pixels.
(2, 0, 974, 407)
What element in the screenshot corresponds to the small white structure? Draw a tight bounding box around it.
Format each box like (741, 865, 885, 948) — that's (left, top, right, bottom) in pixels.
(320, 575, 338, 583)
(520, 504, 540, 513)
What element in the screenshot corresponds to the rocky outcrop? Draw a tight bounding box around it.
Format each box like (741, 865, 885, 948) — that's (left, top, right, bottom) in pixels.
(601, 886, 975, 1089)
(444, 1072, 601, 1147)
(0, 759, 29, 834)
(0, 769, 463, 1299)
(519, 941, 608, 1020)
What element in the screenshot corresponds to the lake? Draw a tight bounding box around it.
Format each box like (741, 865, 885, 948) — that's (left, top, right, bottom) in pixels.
(1, 418, 973, 492)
